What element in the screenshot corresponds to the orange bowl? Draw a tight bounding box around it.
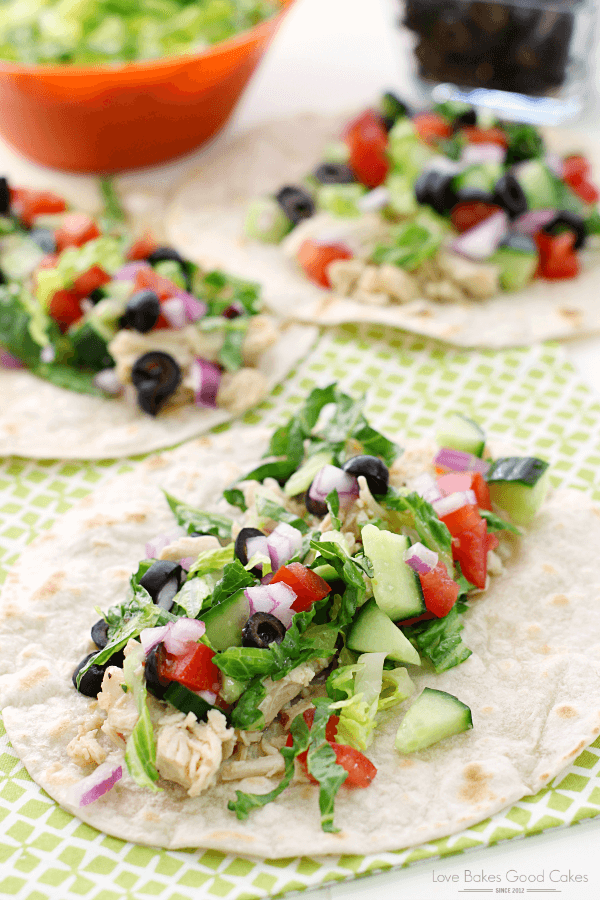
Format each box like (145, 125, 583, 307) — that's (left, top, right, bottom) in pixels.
(0, 0, 294, 174)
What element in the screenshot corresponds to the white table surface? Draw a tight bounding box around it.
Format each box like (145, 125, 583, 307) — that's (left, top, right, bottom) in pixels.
(1, 1, 600, 897)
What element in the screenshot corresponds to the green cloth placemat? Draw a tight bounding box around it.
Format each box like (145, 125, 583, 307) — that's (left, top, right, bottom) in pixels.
(1, 323, 600, 900)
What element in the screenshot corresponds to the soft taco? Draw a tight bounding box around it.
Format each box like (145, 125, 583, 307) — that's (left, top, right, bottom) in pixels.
(1, 387, 600, 857)
(0, 181, 316, 458)
(165, 99, 600, 348)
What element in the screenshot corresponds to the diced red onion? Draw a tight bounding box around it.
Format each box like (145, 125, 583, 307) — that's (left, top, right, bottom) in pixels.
(545, 154, 564, 179)
(246, 534, 270, 572)
(461, 143, 506, 167)
(163, 618, 206, 655)
(41, 345, 56, 364)
(113, 261, 151, 281)
(513, 209, 556, 236)
(0, 349, 24, 369)
(450, 210, 509, 261)
(261, 571, 274, 585)
(411, 473, 443, 504)
(190, 357, 221, 408)
(168, 287, 206, 322)
(308, 465, 359, 510)
(80, 298, 94, 315)
(358, 186, 390, 213)
(433, 489, 477, 517)
(93, 368, 124, 396)
(180, 556, 195, 571)
(423, 156, 465, 177)
(161, 297, 187, 330)
(245, 582, 297, 628)
(266, 522, 303, 571)
(145, 533, 179, 559)
(140, 624, 170, 655)
(434, 448, 490, 475)
(404, 541, 438, 574)
(74, 762, 123, 807)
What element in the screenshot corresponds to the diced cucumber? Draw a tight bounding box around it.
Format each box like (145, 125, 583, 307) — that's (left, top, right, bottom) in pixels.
(380, 667, 415, 709)
(0, 216, 16, 235)
(453, 163, 502, 194)
(491, 245, 538, 292)
(486, 456, 550, 525)
(513, 160, 558, 210)
(154, 259, 186, 289)
(388, 119, 434, 184)
(386, 173, 418, 216)
(347, 600, 421, 666)
(322, 141, 351, 165)
(394, 687, 472, 753)
(283, 449, 334, 497)
(311, 563, 339, 582)
(302, 623, 339, 655)
(317, 183, 365, 218)
(220, 675, 247, 705)
(244, 197, 292, 244)
(362, 524, 425, 621)
(163, 682, 217, 722)
(0, 233, 45, 280)
(202, 589, 250, 650)
(436, 412, 486, 458)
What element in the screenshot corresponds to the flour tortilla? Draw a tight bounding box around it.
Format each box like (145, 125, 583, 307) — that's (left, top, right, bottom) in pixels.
(1, 427, 600, 857)
(165, 115, 600, 348)
(0, 323, 316, 458)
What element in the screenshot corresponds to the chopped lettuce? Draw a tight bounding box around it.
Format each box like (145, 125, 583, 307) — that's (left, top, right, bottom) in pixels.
(35, 236, 125, 308)
(187, 543, 234, 578)
(163, 492, 233, 541)
(403, 605, 472, 672)
(122, 643, 161, 791)
(381, 490, 454, 574)
(480, 509, 521, 535)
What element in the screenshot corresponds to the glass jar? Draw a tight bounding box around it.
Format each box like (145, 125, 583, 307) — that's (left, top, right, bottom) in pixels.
(393, 0, 597, 125)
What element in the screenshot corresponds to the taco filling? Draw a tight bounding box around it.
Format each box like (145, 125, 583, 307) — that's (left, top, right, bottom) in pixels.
(66, 387, 549, 832)
(245, 96, 600, 305)
(0, 179, 279, 418)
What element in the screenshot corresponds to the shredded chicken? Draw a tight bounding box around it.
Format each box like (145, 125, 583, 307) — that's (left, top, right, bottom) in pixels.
(155, 709, 235, 797)
(97, 666, 138, 746)
(258, 660, 328, 726)
(240, 315, 279, 366)
(216, 368, 268, 415)
(220, 754, 285, 781)
(437, 250, 499, 299)
(159, 534, 220, 562)
(66, 712, 107, 767)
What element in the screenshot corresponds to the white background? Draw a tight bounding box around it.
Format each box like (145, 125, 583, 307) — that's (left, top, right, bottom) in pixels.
(1, 1, 600, 897)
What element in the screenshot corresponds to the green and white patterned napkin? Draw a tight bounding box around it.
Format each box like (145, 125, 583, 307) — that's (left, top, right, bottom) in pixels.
(1, 323, 600, 900)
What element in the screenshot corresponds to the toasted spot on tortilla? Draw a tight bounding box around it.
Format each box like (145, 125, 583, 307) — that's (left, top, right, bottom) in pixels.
(44, 763, 78, 786)
(558, 306, 583, 325)
(19, 664, 51, 690)
(480, 706, 494, 714)
(527, 623, 541, 635)
(84, 515, 118, 530)
(49, 717, 74, 738)
(93, 540, 112, 549)
(0, 602, 22, 620)
(209, 831, 256, 844)
(534, 643, 552, 655)
(551, 594, 569, 607)
(399, 759, 415, 768)
(556, 705, 578, 719)
(125, 511, 147, 523)
(542, 564, 557, 574)
(143, 811, 161, 823)
(458, 764, 494, 805)
(144, 455, 167, 470)
(32, 571, 65, 603)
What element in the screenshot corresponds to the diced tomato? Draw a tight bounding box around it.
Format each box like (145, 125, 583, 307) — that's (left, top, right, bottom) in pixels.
(157, 642, 220, 693)
(412, 112, 452, 146)
(126, 231, 158, 261)
(290, 740, 377, 788)
(397, 611, 435, 627)
(72, 265, 110, 298)
(486, 532, 499, 553)
(450, 201, 503, 234)
(437, 471, 492, 511)
(439, 502, 481, 538)
(55, 213, 100, 251)
(343, 109, 390, 188)
(11, 188, 67, 228)
(296, 239, 353, 289)
(134, 265, 179, 301)
(271, 562, 332, 612)
(452, 516, 488, 589)
(419, 561, 459, 618)
(562, 155, 599, 204)
(461, 126, 508, 148)
(37, 253, 60, 271)
(535, 231, 580, 280)
(286, 708, 340, 744)
(48, 289, 83, 331)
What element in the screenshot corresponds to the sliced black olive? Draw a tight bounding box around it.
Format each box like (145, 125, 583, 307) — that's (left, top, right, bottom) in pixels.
(139, 560, 184, 611)
(72, 648, 125, 698)
(454, 187, 496, 206)
(144, 645, 171, 700)
(147, 246, 193, 292)
(499, 231, 537, 254)
(91, 618, 110, 649)
(89, 287, 106, 305)
(542, 211, 586, 251)
(0, 177, 9, 215)
(131, 351, 182, 417)
(275, 186, 315, 227)
(342, 455, 389, 495)
(0, 268, 5, 286)
(415, 170, 457, 215)
(234, 526, 266, 567)
(305, 487, 328, 518)
(312, 163, 355, 185)
(453, 107, 477, 131)
(493, 173, 527, 219)
(29, 227, 56, 254)
(242, 612, 286, 649)
(124, 289, 161, 333)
